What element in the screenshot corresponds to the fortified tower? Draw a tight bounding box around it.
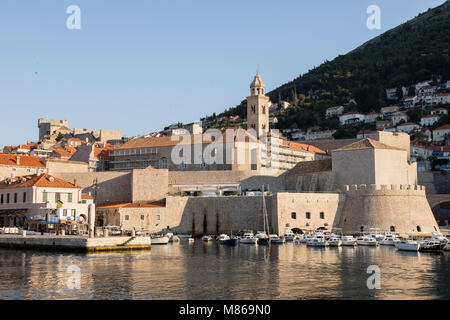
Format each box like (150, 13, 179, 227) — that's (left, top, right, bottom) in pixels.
(247, 72, 270, 138)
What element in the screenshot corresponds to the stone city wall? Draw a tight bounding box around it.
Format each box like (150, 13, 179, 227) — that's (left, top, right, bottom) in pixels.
(338, 184, 440, 234)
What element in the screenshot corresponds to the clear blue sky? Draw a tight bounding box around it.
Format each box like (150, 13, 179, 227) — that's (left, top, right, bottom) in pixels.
(0, 0, 446, 147)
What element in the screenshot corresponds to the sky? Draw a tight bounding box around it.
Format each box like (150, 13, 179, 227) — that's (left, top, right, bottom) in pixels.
(0, 0, 446, 147)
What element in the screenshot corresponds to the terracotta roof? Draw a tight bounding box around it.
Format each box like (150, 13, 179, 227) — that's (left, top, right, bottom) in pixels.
(282, 140, 327, 154)
(381, 106, 400, 112)
(81, 193, 94, 200)
(96, 202, 166, 209)
(0, 174, 80, 190)
(432, 107, 447, 111)
(333, 138, 405, 152)
(0, 154, 45, 168)
(435, 124, 450, 131)
(421, 114, 440, 119)
(397, 122, 419, 127)
(118, 130, 258, 150)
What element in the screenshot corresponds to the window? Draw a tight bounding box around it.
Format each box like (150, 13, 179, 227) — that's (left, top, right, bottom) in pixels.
(56, 193, 61, 202)
(251, 106, 256, 114)
(201, 158, 206, 168)
(43, 192, 47, 202)
(181, 160, 187, 169)
(23, 192, 26, 203)
(156, 215, 161, 221)
(0, 194, 3, 204)
(140, 215, 145, 221)
(320, 212, 325, 219)
(262, 106, 266, 114)
(82, 200, 87, 204)
(6, 193, 10, 203)
(68, 193, 72, 203)
(63, 209, 67, 216)
(291, 212, 296, 219)
(305, 212, 311, 219)
(416, 226, 421, 232)
(161, 158, 168, 169)
(360, 226, 364, 232)
(14, 193, 17, 203)
(125, 215, 129, 221)
(390, 226, 395, 232)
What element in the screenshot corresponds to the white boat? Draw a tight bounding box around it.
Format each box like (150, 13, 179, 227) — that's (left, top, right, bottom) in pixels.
(419, 239, 446, 252)
(380, 233, 401, 246)
(151, 235, 170, 245)
(306, 237, 327, 247)
(431, 232, 449, 245)
(327, 237, 342, 247)
(356, 236, 378, 246)
(240, 231, 258, 244)
(395, 239, 420, 252)
(269, 234, 285, 244)
(188, 238, 195, 243)
(255, 231, 270, 245)
(342, 236, 357, 246)
(177, 234, 192, 239)
(216, 234, 230, 243)
(282, 229, 297, 242)
(367, 233, 385, 242)
(202, 235, 214, 242)
(299, 234, 312, 244)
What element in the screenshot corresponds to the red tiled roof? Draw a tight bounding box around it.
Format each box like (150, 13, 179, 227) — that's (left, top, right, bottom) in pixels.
(421, 114, 440, 119)
(0, 173, 80, 190)
(0, 154, 45, 168)
(81, 193, 94, 200)
(96, 202, 166, 209)
(283, 140, 327, 155)
(397, 122, 419, 127)
(435, 124, 450, 131)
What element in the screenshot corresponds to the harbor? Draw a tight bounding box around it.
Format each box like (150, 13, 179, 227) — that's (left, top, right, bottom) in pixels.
(1, 239, 449, 300)
(0, 234, 151, 252)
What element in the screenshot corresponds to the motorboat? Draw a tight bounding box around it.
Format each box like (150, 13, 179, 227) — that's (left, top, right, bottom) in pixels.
(224, 235, 239, 246)
(255, 231, 270, 245)
(177, 234, 193, 239)
(202, 235, 214, 242)
(419, 239, 446, 252)
(356, 236, 378, 246)
(240, 231, 258, 244)
(150, 235, 170, 245)
(342, 236, 357, 246)
(269, 234, 285, 244)
(282, 229, 297, 242)
(395, 239, 420, 252)
(431, 232, 448, 245)
(306, 237, 327, 247)
(216, 234, 230, 243)
(299, 234, 312, 244)
(380, 233, 401, 246)
(327, 237, 342, 247)
(367, 233, 385, 242)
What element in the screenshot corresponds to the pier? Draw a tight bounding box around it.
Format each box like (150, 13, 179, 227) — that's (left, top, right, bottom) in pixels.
(0, 234, 151, 253)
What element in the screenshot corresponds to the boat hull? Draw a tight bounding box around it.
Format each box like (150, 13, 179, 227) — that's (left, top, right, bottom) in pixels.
(224, 238, 239, 246)
(395, 242, 420, 251)
(151, 236, 170, 245)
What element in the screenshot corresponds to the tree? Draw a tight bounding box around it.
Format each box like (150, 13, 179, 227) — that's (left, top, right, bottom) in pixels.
(55, 132, 64, 142)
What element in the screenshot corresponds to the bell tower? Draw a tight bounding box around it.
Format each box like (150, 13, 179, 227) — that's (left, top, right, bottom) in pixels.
(247, 72, 270, 138)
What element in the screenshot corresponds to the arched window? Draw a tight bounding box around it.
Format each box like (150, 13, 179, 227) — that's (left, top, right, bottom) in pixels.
(390, 226, 395, 232)
(416, 226, 421, 232)
(360, 226, 364, 232)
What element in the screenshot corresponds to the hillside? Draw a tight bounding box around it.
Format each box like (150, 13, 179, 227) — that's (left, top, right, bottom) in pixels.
(205, 1, 450, 134)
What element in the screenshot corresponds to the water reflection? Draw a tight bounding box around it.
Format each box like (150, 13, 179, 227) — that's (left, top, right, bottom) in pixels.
(0, 242, 448, 300)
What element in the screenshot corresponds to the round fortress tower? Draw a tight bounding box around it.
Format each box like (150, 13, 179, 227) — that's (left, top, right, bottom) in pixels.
(338, 184, 440, 234)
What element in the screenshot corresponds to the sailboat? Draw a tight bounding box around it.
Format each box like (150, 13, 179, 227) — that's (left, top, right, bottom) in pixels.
(257, 185, 271, 245)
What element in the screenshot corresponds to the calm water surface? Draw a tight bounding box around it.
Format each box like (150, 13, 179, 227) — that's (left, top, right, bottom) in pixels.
(0, 242, 449, 299)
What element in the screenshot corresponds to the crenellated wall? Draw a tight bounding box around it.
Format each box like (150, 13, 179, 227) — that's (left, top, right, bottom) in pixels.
(338, 184, 440, 234)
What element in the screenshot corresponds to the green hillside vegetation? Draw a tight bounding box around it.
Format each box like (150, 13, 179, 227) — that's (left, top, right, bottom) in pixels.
(203, 1, 450, 134)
